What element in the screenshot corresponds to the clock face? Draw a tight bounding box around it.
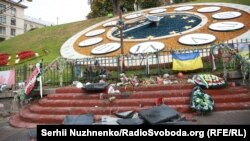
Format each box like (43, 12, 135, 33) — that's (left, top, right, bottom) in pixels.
(61, 3, 250, 59)
(109, 12, 205, 40)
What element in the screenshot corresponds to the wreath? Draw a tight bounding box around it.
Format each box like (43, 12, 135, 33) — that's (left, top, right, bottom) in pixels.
(190, 86, 215, 114)
(192, 74, 227, 89)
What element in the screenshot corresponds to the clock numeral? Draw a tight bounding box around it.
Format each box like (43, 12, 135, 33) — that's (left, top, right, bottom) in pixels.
(105, 47, 114, 53)
(150, 45, 157, 51)
(191, 37, 208, 43)
(136, 45, 141, 52)
(96, 44, 108, 51)
(221, 23, 239, 26)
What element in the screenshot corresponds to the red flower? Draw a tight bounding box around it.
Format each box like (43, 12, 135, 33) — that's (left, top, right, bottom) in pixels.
(0, 53, 9, 60)
(0, 59, 8, 66)
(17, 50, 35, 61)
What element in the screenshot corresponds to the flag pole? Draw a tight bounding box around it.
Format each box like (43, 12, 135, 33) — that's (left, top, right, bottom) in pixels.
(39, 76, 43, 98)
(39, 59, 43, 98)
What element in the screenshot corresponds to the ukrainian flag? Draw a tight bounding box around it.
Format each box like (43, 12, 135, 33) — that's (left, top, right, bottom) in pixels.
(172, 52, 203, 71)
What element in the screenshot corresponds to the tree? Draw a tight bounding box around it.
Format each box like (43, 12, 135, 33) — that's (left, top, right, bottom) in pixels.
(87, 0, 162, 19)
(87, 0, 113, 19)
(173, 0, 183, 3)
(121, 0, 135, 12)
(173, 0, 194, 3)
(112, 0, 119, 15)
(138, 0, 161, 9)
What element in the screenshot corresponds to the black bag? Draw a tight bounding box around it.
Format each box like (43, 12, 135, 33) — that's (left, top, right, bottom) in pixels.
(84, 83, 109, 92)
(117, 118, 144, 125)
(138, 104, 180, 125)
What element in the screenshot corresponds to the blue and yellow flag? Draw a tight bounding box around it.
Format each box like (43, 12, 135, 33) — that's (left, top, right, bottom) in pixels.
(172, 52, 203, 71)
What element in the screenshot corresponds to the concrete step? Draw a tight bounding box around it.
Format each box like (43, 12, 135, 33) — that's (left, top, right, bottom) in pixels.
(19, 106, 152, 123)
(9, 113, 44, 128)
(9, 84, 250, 128)
(47, 90, 192, 100)
(14, 101, 250, 124)
(55, 84, 196, 94)
(9, 108, 193, 128)
(29, 104, 153, 115)
(47, 87, 249, 100)
(40, 93, 250, 107)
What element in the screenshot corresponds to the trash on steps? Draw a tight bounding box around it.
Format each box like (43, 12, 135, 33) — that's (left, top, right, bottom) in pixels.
(62, 114, 94, 125)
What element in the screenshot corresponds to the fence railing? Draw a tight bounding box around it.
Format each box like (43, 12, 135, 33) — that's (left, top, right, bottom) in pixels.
(0, 39, 249, 87)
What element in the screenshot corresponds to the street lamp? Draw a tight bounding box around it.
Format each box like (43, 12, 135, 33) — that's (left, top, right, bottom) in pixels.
(115, 0, 125, 73)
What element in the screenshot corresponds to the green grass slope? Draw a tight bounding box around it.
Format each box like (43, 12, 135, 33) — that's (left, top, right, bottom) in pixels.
(0, 17, 107, 65)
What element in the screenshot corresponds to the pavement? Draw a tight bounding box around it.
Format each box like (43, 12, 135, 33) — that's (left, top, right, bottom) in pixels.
(0, 110, 250, 140)
(194, 110, 250, 125)
(0, 118, 33, 141)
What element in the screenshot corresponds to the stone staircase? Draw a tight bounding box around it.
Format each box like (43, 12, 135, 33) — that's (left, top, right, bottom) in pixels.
(9, 83, 250, 128)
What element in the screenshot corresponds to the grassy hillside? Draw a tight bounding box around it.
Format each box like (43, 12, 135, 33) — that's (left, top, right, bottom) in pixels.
(0, 17, 107, 65)
(194, 0, 250, 5)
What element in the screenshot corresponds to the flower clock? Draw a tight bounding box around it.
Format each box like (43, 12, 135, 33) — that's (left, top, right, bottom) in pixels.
(60, 2, 250, 68)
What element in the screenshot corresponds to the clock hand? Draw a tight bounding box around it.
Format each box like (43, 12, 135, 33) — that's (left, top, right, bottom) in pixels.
(114, 21, 151, 36)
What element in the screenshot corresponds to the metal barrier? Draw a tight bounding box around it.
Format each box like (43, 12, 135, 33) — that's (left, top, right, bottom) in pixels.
(0, 39, 249, 87)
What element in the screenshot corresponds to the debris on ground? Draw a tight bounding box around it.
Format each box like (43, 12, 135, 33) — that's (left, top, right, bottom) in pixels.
(117, 118, 144, 125)
(62, 114, 94, 125)
(99, 116, 120, 125)
(114, 110, 135, 119)
(138, 104, 181, 125)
